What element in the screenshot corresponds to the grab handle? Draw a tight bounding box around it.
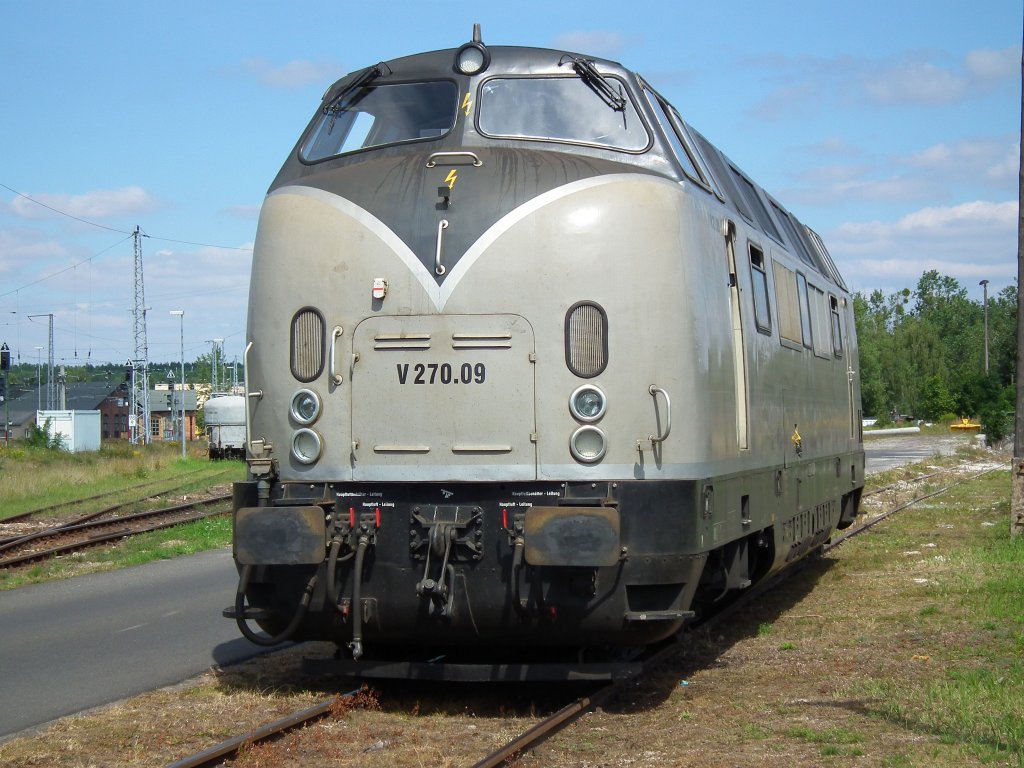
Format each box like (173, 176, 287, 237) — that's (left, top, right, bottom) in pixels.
(435, 219, 449, 275)
(425, 151, 482, 167)
(329, 326, 344, 385)
(243, 341, 262, 455)
(648, 385, 672, 445)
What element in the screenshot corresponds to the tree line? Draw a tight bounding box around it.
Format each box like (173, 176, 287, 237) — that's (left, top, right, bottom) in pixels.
(854, 270, 1016, 441)
(1, 352, 232, 394)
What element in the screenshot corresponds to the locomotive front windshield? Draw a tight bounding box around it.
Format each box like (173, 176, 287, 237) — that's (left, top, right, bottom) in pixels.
(478, 76, 649, 151)
(302, 80, 459, 162)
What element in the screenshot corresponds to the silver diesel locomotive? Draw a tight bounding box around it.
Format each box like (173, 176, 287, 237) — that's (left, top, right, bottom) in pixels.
(227, 28, 864, 678)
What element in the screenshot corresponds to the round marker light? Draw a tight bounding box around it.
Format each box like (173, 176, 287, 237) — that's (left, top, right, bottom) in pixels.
(570, 426, 607, 464)
(569, 384, 607, 422)
(292, 428, 323, 464)
(290, 388, 321, 425)
(455, 42, 490, 75)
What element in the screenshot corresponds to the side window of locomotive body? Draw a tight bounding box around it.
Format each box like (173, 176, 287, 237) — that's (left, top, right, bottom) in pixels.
(808, 284, 831, 359)
(830, 295, 844, 357)
(731, 168, 783, 243)
(477, 76, 650, 151)
(796, 272, 813, 349)
(692, 131, 753, 222)
(748, 243, 772, 334)
(806, 227, 848, 291)
(770, 201, 818, 271)
(772, 260, 803, 348)
(642, 89, 707, 185)
(301, 81, 459, 162)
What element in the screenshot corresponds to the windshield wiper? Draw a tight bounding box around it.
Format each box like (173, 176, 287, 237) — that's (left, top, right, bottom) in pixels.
(560, 55, 626, 112)
(323, 63, 386, 132)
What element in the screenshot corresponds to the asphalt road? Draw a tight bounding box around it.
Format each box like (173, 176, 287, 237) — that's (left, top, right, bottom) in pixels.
(0, 548, 264, 740)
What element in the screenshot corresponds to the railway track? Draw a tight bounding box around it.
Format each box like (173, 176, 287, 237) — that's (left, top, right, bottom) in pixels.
(860, 457, 989, 500)
(165, 460, 1007, 767)
(0, 468, 236, 529)
(0, 494, 232, 569)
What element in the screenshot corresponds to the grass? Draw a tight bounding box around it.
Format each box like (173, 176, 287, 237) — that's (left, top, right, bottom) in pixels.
(841, 467, 1024, 765)
(0, 441, 237, 518)
(0, 516, 235, 590)
(0, 441, 242, 589)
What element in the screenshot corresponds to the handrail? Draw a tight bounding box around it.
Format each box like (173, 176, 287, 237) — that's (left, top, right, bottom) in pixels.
(648, 385, 671, 445)
(243, 342, 262, 455)
(329, 326, 344, 385)
(435, 219, 449, 275)
(425, 151, 482, 168)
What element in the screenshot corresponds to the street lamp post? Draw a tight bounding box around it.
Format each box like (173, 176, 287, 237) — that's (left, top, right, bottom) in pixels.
(980, 279, 990, 375)
(170, 310, 186, 459)
(34, 346, 43, 412)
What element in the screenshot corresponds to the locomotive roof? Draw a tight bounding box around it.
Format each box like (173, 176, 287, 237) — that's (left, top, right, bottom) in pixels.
(322, 45, 630, 103)
(302, 41, 847, 292)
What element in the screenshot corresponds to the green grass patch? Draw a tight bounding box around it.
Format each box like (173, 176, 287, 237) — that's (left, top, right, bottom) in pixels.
(849, 468, 1024, 764)
(786, 726, 864, 757)
(0, 516, 233, 590)
(0, 441, 242, 519)
(0, 443, 242, 589)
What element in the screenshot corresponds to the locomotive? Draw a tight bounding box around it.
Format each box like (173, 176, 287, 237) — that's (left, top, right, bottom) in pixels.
(226, 27, 864, 678)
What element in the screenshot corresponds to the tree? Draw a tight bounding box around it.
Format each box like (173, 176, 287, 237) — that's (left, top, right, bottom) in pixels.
(853, 272, 1014, 422)
(919, 375, 955, 421)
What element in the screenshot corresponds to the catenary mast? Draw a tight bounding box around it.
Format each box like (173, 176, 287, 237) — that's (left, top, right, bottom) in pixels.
(130, 226, 151, 445)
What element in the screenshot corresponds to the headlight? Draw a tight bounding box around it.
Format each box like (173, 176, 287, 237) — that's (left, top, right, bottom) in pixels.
(292, 428, 323, 464)
(569, 426, 607, 463)
(455, 42, 490, 75)
(290, 388, 321, 425)
(569, 384, 606, 422)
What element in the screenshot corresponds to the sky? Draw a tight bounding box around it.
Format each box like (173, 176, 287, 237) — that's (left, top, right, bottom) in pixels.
(0, 1, 1020, 373)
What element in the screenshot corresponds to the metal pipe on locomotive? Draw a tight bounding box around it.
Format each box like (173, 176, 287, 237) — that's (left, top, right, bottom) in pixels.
(225, 28, 865, 679)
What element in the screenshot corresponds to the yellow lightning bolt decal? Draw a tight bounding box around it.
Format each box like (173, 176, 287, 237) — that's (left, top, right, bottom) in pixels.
(461, 92, 472, 116)
(445, 169, 458, 190)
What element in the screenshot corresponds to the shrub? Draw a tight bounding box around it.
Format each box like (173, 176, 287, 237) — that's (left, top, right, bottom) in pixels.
(22, 418, 66, 451)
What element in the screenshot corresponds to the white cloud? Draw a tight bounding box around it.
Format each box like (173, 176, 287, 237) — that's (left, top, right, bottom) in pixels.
(9, 187, 161, 221)
(783, 171, 935, 205)
(222, 204, 261, 220)
(965, 46, 1020, 81)
(863, 59, 968, 105)
(827, 200, 1018, 292)
(898, 200, 1016, 230)
(784, 134, 1017, 207)
(903, 136, 1019, 187)
(242, 58, 340, 89)
(806, 137, 864, 157)
(746, 45, 1020, 118)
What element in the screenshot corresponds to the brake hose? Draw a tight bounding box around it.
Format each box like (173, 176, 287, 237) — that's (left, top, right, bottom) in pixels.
(234, 564, 318, 647)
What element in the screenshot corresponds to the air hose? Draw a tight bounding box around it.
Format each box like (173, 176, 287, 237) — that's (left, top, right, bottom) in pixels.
(325, 537, 356, 608)
(511, 536, 531, 618)
(349, 535, 369, 660)
(234, 564, 318, 647)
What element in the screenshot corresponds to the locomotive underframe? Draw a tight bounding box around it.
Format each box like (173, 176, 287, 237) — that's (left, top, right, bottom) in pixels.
(229, 450, 862, 660)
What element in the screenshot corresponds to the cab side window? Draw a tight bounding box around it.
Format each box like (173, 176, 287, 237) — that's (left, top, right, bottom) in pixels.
(749, 244, 772, 334)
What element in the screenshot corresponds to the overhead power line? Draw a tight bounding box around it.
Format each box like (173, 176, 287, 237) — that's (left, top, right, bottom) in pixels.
(0, 235, 132, 300)
(0, 181, 254, 252)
